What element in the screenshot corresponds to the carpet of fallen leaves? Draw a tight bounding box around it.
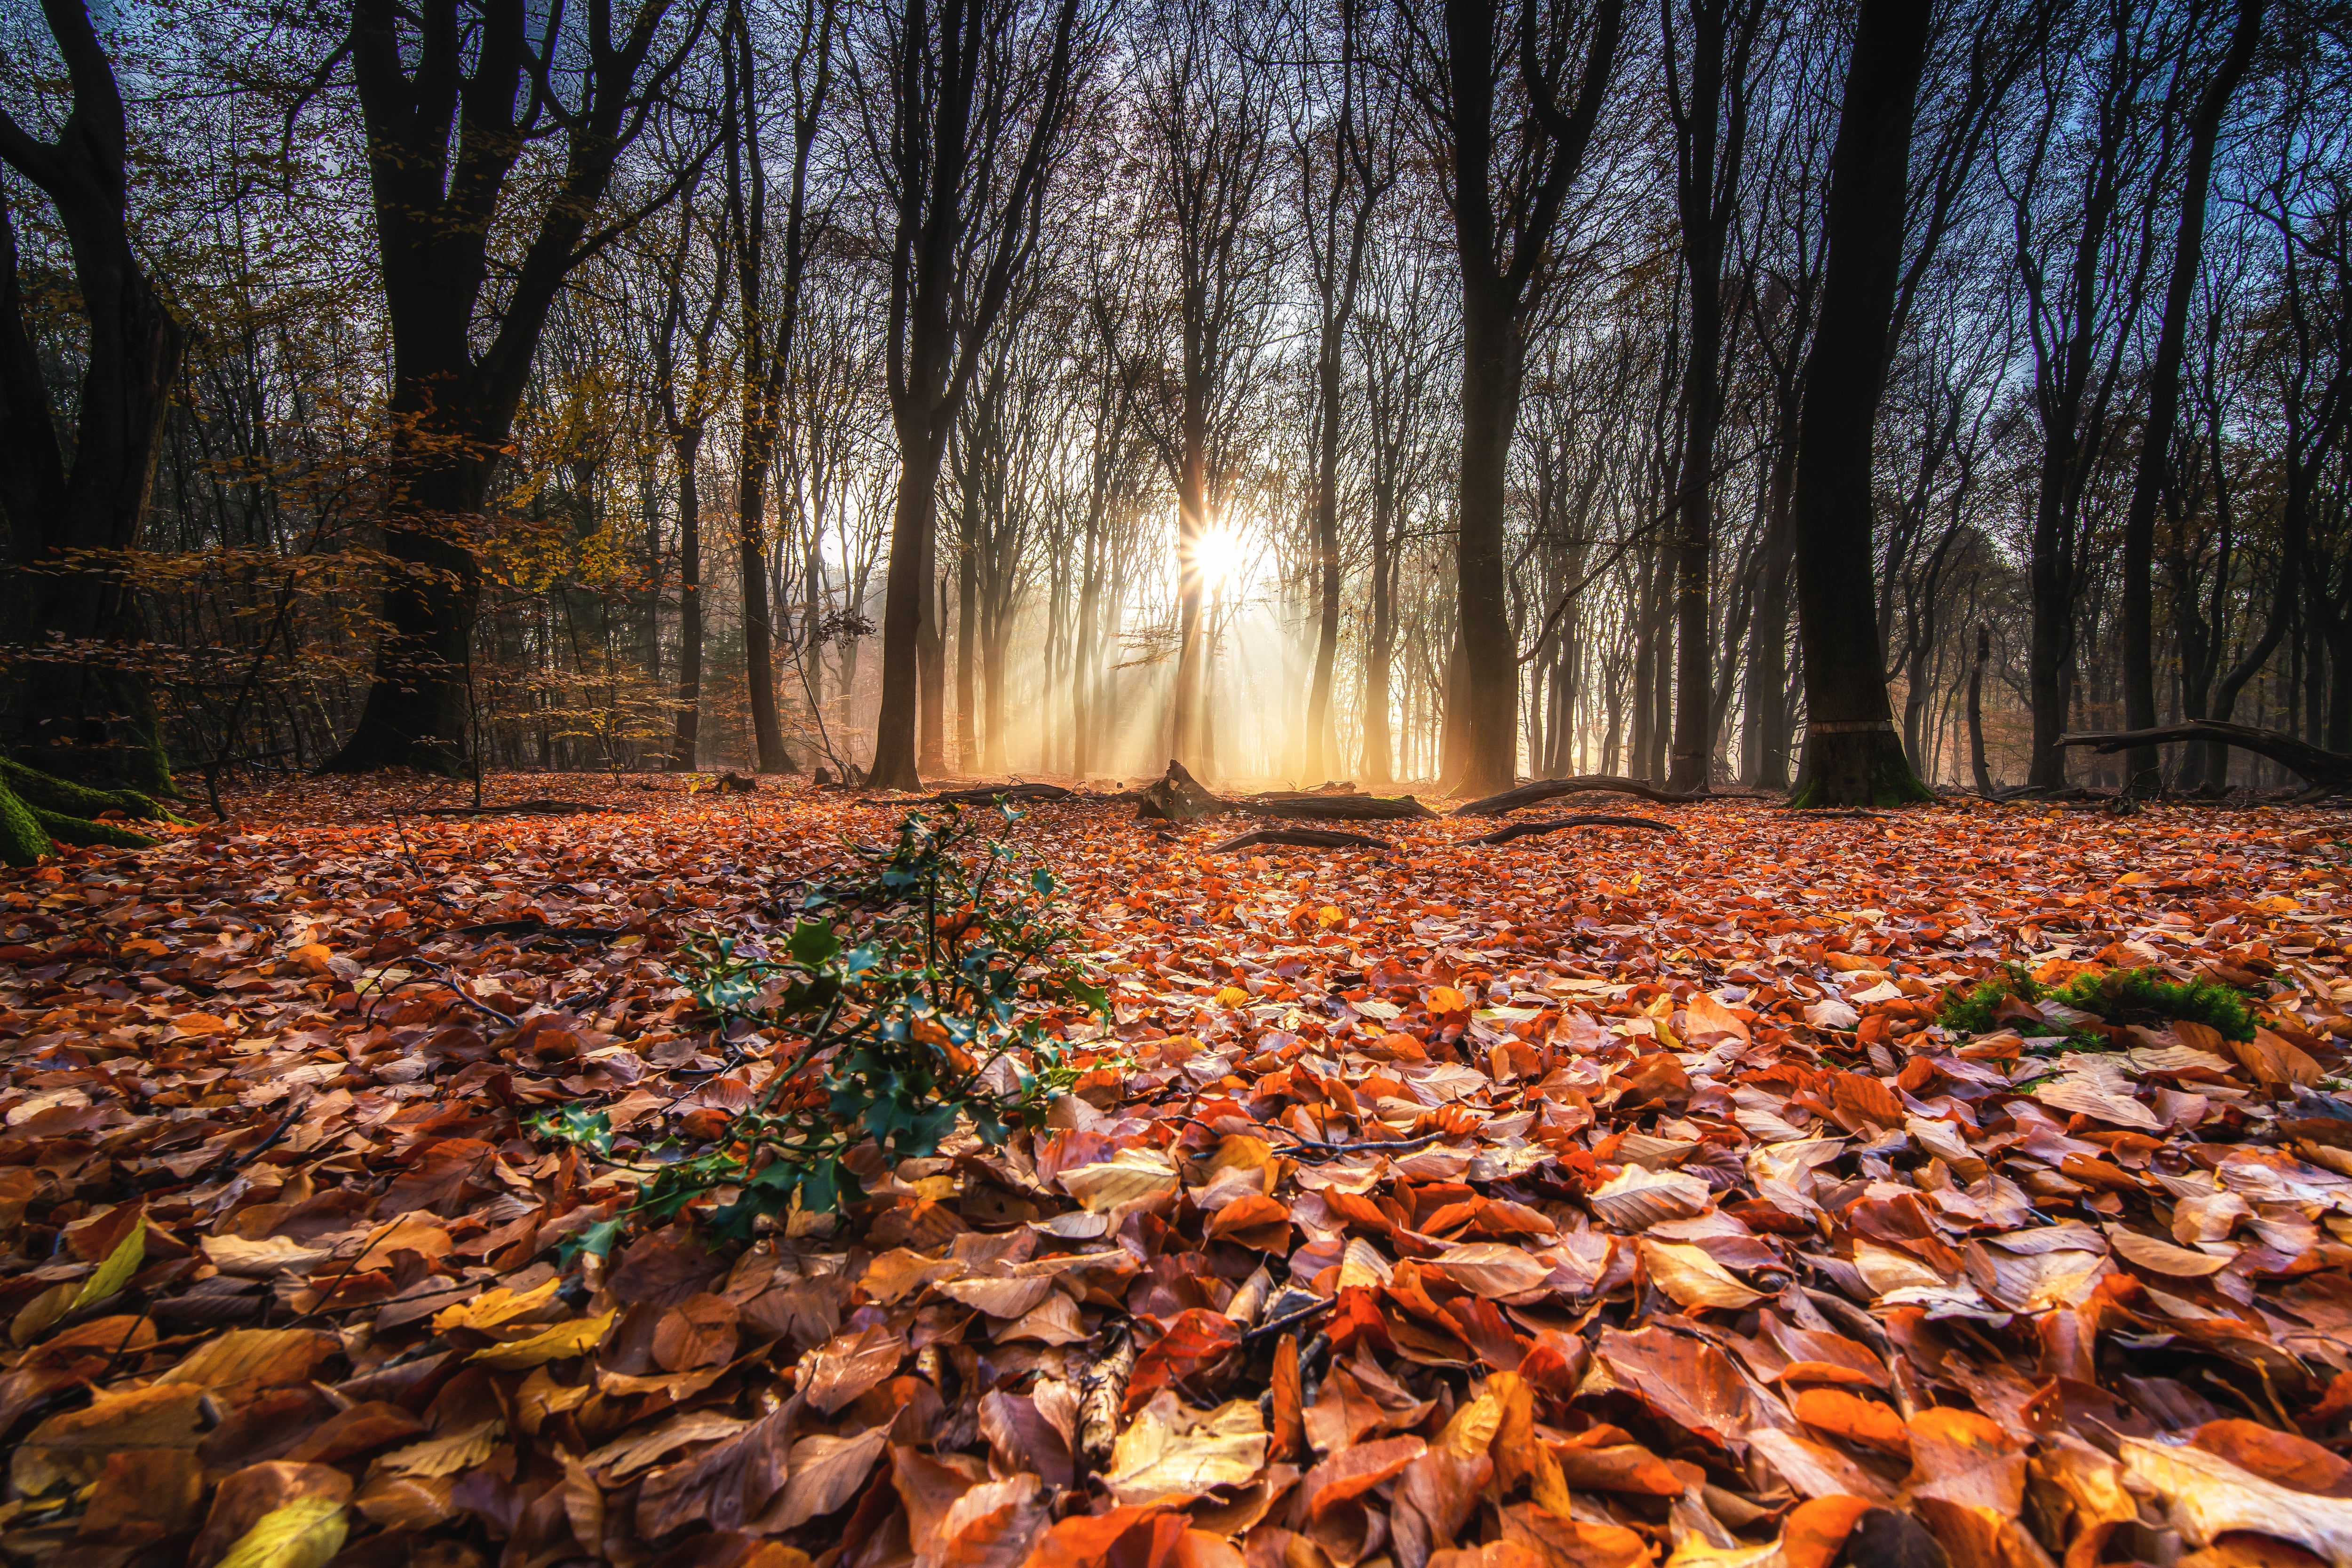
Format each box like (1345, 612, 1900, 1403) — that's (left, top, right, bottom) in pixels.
(8, 775, 2352, 1568)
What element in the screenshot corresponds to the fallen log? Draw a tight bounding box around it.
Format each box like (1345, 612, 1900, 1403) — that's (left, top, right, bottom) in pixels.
(1470, 814, 1681, 845)
(1454, 775, 1707, 816)
(2054, 720, 2352, 789)
(924, 782, 1077, 806)
(1210, 827, 1391, 854)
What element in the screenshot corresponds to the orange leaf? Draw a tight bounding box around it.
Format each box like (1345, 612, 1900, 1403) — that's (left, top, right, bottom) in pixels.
(1779, 1496, 1875, 1568)
(1794, 1388, 1911, 1456)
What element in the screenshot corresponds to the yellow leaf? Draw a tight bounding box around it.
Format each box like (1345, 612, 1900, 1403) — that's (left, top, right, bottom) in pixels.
(433, 1275, 562, 1335)
(1057, 1148, 1180, 1212)
(1639, 1240, 1766, 1312)
(377, 1419, 505, 1478)
(1528, 1440, 1574, 1518)
(468, 1311, 613, 1369)
(1438, 1387, 1503, 1457)
(1216, 986, 1249, 1007)
(71, 1222, 144, 1312)
(214, 1494, 349, 1568)
(1103, 1391, 1267, 1504)
(1316, 905, 1344, 928)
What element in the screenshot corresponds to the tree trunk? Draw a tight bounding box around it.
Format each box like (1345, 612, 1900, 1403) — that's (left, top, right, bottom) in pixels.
(1968, 624, 1992, 793)
(871, 424, 946, 792)
(331, 448, 489, 773)
(1306, 338, 1344, 780)
(1364, 512, 1395, 786)
(956, 512, 979, 771)
(324, 0, 686, 774)
(671, 430, 705, 769)
(1742, 441, 1796, 788)
(0, 4, 187, 791)
(1665, 0, 1746, 794)
(2122, 0, 2264, 792)
(1454, 291, 1524, 796)
(737, 450, 793, 773)
(918, 531, 948, 777)
(1434, 0, 1622, 797)
(1790, 0, 1933, 807)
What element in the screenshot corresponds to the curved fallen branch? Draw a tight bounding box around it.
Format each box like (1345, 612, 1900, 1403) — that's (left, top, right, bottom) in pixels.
(1470, 813, 1681, 845)
(1454, 775, 1706, 816)
(1210, 826, 1391, 854)
(2055, 720, 2352, 788)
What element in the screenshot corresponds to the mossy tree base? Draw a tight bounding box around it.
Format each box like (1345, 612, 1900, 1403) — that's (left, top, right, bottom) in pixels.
(1790, 727, 1936, 809)
(0, 758, 185, 867)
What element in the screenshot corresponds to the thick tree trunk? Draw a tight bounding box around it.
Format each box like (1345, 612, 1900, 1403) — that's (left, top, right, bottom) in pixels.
(1433, 0, 1625, 797)
(0, 6, 186, 792)
(1790, 0, 1933, 807)
(870, 426, 946, 792)
(1454, 290, 1524, 796)
(326, 0, 680, 774)
(327, 447, 488, 774)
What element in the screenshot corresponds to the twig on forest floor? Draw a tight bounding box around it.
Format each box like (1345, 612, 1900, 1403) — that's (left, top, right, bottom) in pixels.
(412, 958, 521, 1029)
(1241, 1295, 1337, 1343)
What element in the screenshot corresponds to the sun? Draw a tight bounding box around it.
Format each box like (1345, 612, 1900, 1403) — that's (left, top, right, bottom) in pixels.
(1194, 522, 1243, 592)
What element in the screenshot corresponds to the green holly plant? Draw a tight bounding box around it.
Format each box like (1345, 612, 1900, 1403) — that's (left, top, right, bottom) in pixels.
(533, 805, 1107, 1257)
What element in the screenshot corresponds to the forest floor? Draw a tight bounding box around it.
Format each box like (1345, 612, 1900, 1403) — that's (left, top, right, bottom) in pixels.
(5, 774, 2352, 1568)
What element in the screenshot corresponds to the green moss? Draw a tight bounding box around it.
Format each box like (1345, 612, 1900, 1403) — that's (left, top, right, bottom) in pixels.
(0, 784, 48, 868)
(2049, 967, 2255, 1041)
(0, 759, 185, 824)
(33, 809, 153, 851)
(1938, 962, 2055, 1035)
(1788, 732, 1936, 808)
(1936, 963, 2257, 1047)
(0, 760, 171, 866)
